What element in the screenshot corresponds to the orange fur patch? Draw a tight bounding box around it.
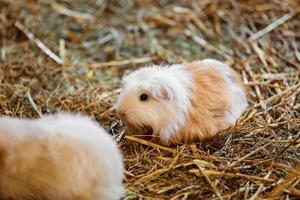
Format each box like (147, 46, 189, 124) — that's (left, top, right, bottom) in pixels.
(160, 61, 243, 146)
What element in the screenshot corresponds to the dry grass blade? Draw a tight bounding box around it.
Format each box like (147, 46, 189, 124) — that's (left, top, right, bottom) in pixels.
(289, 188, 300, 196)
(249, 11, 298, 41)
(254, 83, 300, 109)
(228, 142, 272, 167)
(99, 106, 116, 117)
(51, 1, 94, 21)
(190, 169, 275, 183)
(194, 160, 223, 200)
(138, 153, 180, 182)
(26, 91, 43, 118)
(124, 135, 177, 154)
(14, 21, 63, 64)
(65, 57, 156, 68)
(244, 82, 287, 90)
(248, 169, 273, 200)
(265, 165, 300, 198)
(173, 7, 215, 38)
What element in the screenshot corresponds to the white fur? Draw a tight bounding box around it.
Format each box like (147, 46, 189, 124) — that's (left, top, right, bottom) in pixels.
(0, 113, 124, 200)
(200, 59, 248, 124)
(122, 64, 194, 139)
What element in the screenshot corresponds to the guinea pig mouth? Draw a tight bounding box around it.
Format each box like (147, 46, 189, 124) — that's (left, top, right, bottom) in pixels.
(118, 114, 154, 138)
(124, 123, 153, 138)
(143, 126, 153, 135)
(136, 125, 153, 135)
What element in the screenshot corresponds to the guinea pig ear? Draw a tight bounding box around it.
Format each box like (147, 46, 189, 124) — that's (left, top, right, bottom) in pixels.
(152, 82, 175, 101)
(158, 87, 172, 100)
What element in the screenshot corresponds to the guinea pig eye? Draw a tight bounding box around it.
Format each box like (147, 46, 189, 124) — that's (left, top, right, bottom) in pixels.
(139, 94, 148, 101)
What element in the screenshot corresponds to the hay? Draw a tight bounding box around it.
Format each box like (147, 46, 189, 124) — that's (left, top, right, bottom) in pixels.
(0, 0, 299, 199)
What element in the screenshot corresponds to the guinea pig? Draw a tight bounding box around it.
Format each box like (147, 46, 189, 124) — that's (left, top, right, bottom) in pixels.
(116, 58, 248, 146)
(0, 113, 124, 200)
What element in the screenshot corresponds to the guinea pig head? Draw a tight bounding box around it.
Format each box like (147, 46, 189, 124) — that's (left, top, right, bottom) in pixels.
(116, 66, 191, 141)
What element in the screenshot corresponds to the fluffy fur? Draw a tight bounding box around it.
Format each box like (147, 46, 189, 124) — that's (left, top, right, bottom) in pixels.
(116, 59, 248, 146)
(117, 65, 193, 140)
(0, 113, 124, 200)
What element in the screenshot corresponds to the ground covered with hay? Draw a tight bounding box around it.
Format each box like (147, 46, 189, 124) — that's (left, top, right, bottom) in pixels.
(0, 0, 299, 199)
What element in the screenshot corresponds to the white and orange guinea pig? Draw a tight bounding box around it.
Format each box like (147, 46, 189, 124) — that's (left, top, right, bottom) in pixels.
(116, 58, 249, 146)
(0, 113, 124, 200)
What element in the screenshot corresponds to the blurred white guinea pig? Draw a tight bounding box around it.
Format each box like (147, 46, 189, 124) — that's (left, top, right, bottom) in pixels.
(0, 113, 124, 200)
(116, 59, 248, 146)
